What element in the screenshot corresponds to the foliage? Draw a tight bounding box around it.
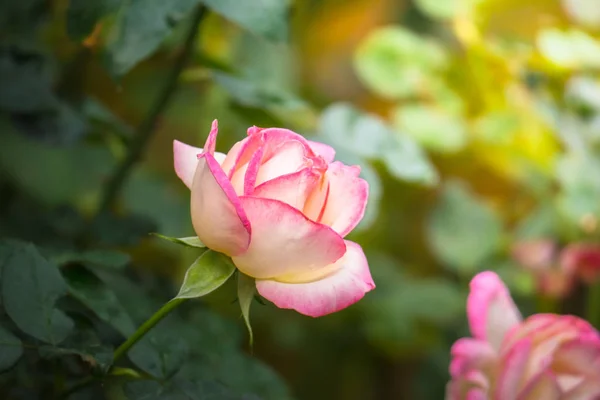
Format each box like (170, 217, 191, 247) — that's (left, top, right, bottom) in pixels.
(2, 0, 600, 399)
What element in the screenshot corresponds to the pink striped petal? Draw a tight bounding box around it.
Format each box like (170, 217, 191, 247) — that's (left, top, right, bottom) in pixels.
(255, 241, 374, 317)
(446, 371, 489, 400)
(517, 371, 561, 400)
(307, 140, 336, 162)
(450, 338, 497, 377)
(495, 339, 532, 400)
(253, 168, 321, 211)
(190, 153, 251, 256)
(173, 140, 226, 189)
(467, 271, 522, 350)
(255, 140, 313, 186)
(551, 336, 600, 377)
(319, 162, 369, 237)
(563, 380, 600, 400)
(231, 197, 346, 279)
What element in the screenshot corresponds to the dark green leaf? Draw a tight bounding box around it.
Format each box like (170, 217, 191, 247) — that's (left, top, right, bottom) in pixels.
(63, 266, 136, 336)
(66, 0, 123, 40)
(0, 44, 56, 113)
(201, 0, 289, 42)
(175, 250, 236, 299)
(0, 323, 23, 372)
(103, 0, 202, 75)
(38, 333, 113, 374)
(128, 320, 189, 379)
(1, 241, 74, 344)
(90, 212, 156, 247)
(213, 72, 304, 109)
(427, 181, 504, 273)
(51, 249, 131, 270)
(124, 379, 239, 400)
(151, 233, 205, 248)
(237, 273, 255, 347)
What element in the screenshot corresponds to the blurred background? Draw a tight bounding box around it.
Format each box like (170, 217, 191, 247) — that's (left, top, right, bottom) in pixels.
(2, 0, 600, 399)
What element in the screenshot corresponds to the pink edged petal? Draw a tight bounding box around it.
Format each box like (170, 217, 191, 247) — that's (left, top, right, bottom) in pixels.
(255, 240, 374, 317)
(243, 147, 264, 195)
(467, 271, 522, 350)
(307, 140, 336, 162)
(173, 140, 203, 189)
(231, 197, 346, 279)
(495, 338, 532, 400)
(551, 336, 600, 377)
(252, 168, 321, 211)
(318, 161, 369, 237)
(446, 371, 489, 400)
(449, 338, 497, 377)
(563, 380, 600, 400)
(173, 140, 226, 189)
(255, 140, 313, 186)
(202, 119, 219, 154)
(191, 153, 251, 256)
(517, 371, 561, 400)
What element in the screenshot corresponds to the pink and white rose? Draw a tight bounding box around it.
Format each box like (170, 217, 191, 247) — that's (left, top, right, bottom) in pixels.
(447, 271, 600, 400)
(173, 120, 375, 317)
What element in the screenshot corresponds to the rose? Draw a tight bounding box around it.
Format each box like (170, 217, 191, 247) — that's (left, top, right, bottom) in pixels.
(173, 120, 375, 317)
(511, 239, 574, 298)
(447, 271, 600, 400)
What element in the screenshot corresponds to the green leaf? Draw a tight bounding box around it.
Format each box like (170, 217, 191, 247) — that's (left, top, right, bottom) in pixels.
(1, 241, 74, 344)
(0, 44, 56, 114)
(66, 0, 122, 40)
(537, 28, 600, 69)
(124, 379, 239, 400)
(213, 72, 304, 110)
(63, 266, 136, 336)
(426, 181, 503, 273)
(175, 250, 236, 299)
(50, 249, 131, 270)
(0, 323, 23, 372)
(414, 0, 468, 20)
(237, 273, 255, 347)
(201, 0, 290, 42)
(103, 0, 203, 75)
(128, 320, 189, 379)
(562, 0, 600, 30)
(393, 104, 468, 153)
(151, 233, 206, 248)
(354, 27, 448, 99)
(319, 103, 438, 185)
(38, 330, 113, 374)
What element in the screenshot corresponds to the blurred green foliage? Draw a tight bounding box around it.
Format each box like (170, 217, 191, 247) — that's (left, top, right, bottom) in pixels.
(1, 0, 600, 399)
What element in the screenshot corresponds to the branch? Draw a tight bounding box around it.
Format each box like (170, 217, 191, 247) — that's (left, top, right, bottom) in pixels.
(96, 5, 207, 215)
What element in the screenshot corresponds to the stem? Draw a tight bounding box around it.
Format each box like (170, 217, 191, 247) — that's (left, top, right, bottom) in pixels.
(113, 298, 187, 363)
(586, 283, 600, 329)
(97, 5, 206, 214)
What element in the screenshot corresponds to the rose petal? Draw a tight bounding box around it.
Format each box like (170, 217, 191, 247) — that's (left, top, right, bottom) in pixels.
(446, 370, 489, 400)
(449, 338, 497, 378)
(255, 240, 374, 317)
(231, 197, 346, 279)
(551, 336, 600, 377)
(517, 371, 561, 400)
(173, 140, 226, 189)
(467, 271, 522, 350)
(252, 168, 321, 211)
(563, 380, 600, 400)
(255, 140, 313, 186)
(495, 338, 532, 399)
(307, 140, 336, 162)
(318, 162, 369, 237)
(191, 153, 251, 256)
